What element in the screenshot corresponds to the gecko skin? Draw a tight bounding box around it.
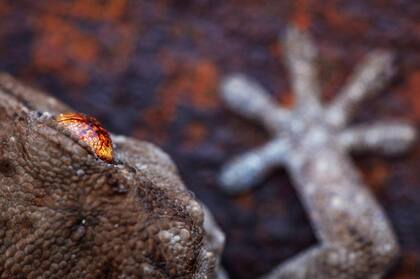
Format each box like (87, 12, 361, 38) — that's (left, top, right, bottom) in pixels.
(220, 25, 417, 279)
(0, 74, 227, 279)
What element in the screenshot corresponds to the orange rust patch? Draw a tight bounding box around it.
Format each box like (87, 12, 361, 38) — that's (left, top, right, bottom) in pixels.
(234, 193, 255, 210)
(278, 90, 295, 108)
(402, 70, 420, 121)
(32, 15, 99, 85)
(316, 1, 368, 34)
(142, 57, 220, 143)
(360, 161, 389, 194)
(56, 113, 113, 163)
(269, 39, 283, 63)
(0, 1, 10, 17)
(292, 0, 311, 31)
(391, 252, 420, 279)
(182, 122, 209, 149)
(189, 61, 220, 109)
(31, 0, 134, 86)
(42, 0, 127, 21)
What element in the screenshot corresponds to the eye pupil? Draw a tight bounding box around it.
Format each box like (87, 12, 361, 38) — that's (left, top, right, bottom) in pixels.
(56, 113, 114, 163)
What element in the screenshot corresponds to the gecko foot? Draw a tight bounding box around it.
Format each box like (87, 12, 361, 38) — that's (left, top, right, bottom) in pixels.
(220, 24, 416, 279)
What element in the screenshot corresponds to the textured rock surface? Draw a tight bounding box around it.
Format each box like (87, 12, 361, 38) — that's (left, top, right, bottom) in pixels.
(0, 1, 418, 278)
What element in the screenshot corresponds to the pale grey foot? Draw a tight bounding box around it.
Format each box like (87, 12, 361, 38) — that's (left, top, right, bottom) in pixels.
(220, 24, 416, 279)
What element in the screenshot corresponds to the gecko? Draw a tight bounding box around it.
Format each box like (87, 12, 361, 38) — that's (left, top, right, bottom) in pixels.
(219, 25, 417, 278)
(0, 73, 227, 279)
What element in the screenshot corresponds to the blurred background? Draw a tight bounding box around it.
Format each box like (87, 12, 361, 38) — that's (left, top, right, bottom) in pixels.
(0, 0, 418, 278)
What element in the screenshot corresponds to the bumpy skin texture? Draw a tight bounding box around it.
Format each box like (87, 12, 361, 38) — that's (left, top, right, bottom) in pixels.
(220, 25, 417, 278)
(0, 74, 224, 279)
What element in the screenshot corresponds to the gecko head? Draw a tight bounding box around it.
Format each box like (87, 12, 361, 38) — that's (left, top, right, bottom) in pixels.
(0, 103, 217, 278)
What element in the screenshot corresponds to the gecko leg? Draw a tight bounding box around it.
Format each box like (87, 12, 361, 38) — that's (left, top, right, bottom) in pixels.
(284, 25, 322, 112)
(326, 51, 395, 127)
(220, 74, 291, 134)
(220, 138, 290, 193)
(220, 23, 416, 278)
(261, 151, 400, 279)
(339, 122, 417, 155)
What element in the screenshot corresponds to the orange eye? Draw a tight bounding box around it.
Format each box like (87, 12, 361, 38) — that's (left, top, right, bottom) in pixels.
(56, 113, 114, 163)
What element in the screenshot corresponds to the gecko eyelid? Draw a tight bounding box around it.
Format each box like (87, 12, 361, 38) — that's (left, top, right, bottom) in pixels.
(56, 113, 114, 163)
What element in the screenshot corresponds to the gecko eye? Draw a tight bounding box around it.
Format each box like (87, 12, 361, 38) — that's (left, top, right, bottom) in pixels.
(56, 113, 114, 163)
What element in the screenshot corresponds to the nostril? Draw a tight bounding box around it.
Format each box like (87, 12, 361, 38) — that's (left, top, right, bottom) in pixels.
(0, 159, 16, 177)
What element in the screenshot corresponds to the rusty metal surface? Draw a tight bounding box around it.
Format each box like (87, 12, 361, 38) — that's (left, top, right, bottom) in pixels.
(0, 0, 419, 278)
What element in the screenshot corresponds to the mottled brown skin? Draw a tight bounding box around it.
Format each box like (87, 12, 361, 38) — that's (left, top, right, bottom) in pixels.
(0, 74, 219, 278)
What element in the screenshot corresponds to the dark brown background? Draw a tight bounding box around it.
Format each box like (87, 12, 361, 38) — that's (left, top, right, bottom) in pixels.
(0, 0, 419, 278)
